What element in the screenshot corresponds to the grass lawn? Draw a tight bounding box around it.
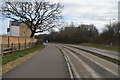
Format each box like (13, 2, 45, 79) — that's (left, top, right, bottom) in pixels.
(2, 45, 42, 65)
(80, 43, 119, 52)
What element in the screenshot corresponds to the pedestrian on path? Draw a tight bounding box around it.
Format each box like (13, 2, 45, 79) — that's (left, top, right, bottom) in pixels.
(45, 40, 49, 46)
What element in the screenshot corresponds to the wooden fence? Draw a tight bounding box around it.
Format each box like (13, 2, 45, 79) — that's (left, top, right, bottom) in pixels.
(1, 42, 36, 54)
(0, 35, 37, 54)
(0, 35, 37, 44)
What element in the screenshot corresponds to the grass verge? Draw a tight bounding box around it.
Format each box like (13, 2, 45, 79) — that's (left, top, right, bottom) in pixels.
(80, 43, 119, 52)
(2, 45, 41, 65)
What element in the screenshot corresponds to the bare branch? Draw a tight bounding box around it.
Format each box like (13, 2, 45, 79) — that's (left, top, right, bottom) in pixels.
(1, 1, 62, 37)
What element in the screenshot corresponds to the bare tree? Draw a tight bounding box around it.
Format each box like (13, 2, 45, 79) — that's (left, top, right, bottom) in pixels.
(99, 22, 120, 45)
(1, 1, 62, 37)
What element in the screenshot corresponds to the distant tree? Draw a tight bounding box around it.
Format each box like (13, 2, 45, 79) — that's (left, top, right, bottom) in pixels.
(99, 22, 120, 45)
(78, 24, 98, 37)
(1, 1, 62, 37)
(78, 24, 98, 43)
(46, 24, 98, 44)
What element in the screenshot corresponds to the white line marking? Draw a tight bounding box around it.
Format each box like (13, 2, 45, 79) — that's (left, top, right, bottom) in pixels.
(65, 48, 101, 78)
(55, 45, 75, 78)
(63, 45, 118, 76)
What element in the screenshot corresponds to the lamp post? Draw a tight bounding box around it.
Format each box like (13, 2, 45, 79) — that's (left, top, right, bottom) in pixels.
(109, 18, 115, 27)
(109, 18, 115, 46)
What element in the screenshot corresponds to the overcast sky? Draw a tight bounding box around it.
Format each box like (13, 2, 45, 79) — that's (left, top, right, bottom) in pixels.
(51, 0, 119, 31)
(0, 0, 119, 34)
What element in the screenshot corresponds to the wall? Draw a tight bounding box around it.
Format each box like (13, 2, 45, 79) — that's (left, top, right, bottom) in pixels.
(119, 1, 120, 22)
(19, 23, 31, 37)
(10, 26, 20, 36)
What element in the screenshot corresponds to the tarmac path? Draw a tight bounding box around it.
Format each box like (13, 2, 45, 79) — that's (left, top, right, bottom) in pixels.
(3, 44, 69, 78)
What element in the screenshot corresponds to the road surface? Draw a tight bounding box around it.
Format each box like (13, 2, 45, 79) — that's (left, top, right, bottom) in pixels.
(3, 44, 69, 78)
(56, 44, 119, 78)
(3, 43, 119, 79)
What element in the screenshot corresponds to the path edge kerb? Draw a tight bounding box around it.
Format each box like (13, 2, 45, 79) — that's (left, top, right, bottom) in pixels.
(55, 45, 74, 79)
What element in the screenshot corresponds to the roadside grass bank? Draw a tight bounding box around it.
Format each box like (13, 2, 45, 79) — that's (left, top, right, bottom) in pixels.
(2, 45, 42, 65)
(80, 43, 119, 52)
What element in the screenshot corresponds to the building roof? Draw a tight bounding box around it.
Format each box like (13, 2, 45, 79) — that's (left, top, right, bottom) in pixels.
(10, 21, 22, 26)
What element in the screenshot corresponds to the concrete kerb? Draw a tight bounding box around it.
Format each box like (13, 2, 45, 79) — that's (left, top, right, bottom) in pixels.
(55, 44, 80, 79)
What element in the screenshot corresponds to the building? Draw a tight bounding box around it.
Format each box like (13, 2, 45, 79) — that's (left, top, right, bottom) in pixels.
(7, 21, 21, 36)
(19, 23, 31, 37)
(7, 21, 31, 37)
(118, 1, 120, 22)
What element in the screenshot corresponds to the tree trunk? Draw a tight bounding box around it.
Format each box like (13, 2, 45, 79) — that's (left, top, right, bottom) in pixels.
(30, 31, 35, 38)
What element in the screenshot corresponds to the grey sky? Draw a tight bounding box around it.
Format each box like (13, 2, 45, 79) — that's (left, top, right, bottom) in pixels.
(0, 0, 119, 34)
(51, 0, 118, 30)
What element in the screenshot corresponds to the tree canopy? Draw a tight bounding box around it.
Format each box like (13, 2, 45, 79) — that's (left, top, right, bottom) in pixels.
(1, 1, 62, 37)
(44, 24, 98, 44)
(36, 22, 119, 46)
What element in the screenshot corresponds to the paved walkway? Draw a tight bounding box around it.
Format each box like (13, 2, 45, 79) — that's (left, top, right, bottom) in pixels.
(3, 44, 69, 78)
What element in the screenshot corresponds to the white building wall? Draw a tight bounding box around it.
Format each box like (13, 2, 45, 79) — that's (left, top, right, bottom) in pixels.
(118, 1, 120, 22)
(0, 19, 9, 35)
(10, 26, 20, 36)
(0, 19, 2, 35)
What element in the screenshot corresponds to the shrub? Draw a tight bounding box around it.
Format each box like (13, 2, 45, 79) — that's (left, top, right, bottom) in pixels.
(36, 39, 43, 45)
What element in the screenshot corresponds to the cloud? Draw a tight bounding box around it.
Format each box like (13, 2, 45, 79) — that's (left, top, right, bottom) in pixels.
(1, 0, 119, 34)
(51, 0, 119, 31)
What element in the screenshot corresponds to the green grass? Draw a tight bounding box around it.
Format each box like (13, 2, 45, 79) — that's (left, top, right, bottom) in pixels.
(80, 43, 119, 52)
(2, 45, 41, 65)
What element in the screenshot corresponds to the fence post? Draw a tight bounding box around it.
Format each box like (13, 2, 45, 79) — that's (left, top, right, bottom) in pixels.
(18, 43, 20, 50)
(1, 44, 3, 56)
(8, 36, 10, 47)
(30, 42, 32, 48)
(31, 42, 32, 48)
(32, 42, 34, 48)
(18, 37, 20, 50)
(11, 43, 13, 53)
(24, 42, 26, 49)
(25, 38, 26, 49)
(29, 42, 30, 49)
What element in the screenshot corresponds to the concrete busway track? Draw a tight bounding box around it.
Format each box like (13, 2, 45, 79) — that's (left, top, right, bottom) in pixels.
(56, 44, 119, 78)
(65, 44, 120, 61)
